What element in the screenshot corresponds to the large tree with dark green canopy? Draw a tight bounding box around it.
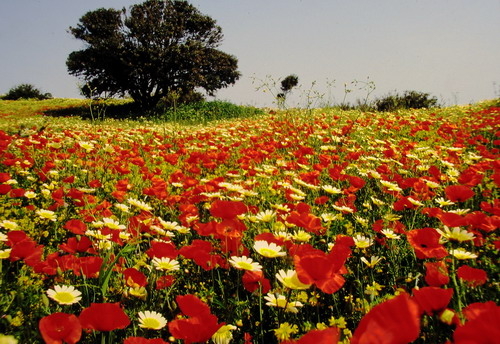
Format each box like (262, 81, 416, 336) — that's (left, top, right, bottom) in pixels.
(67, 0, 240, 109)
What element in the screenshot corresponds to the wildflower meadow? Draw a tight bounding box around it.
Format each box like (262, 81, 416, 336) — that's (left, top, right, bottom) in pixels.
(0, 99, 499, 343)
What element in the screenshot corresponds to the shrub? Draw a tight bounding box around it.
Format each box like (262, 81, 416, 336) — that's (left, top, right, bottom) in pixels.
(161, 100, 264, 123)
(2, 84, 52, 100)
(374, 90, 438, 112)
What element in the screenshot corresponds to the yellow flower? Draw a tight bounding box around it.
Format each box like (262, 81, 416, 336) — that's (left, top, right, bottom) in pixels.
(229, 256, 262, 271)
(24, 191, 37, 199)
(380, 180, 402, 192)
(255, 210, 277, 222)
(264, 293, 303, 313)
(353, 234, 373, 249)
(360, 256, 383, 268)
(0, 249, 12, 259)
(435, 197, 455, 206)
(407, 197, 424, 207)
(212, 324, 237, 344)
(127, 198, 153, 212)
(437, 226, 475, 242)
(292, 230, 312, 242)
(0, 334, 18, 344)
(36, 209, 57, 221)
(0, 220, 19, 230)
(138, 311, 167, 330)
(381, 229, 401, 239)
(46, 285, 82, 305)
(274, 322, 298, 342)
(78, 141, 94, 152)
(450, 248, 478, 260)
(321, 185, 342, 195)
(128, 287, 147, 299)
(364, 281, 384, 296)
(152, 257, 180, 271)
(276, 269, 311, 290)
(101, 217, 126, 230)
(254, 241, 286, 258)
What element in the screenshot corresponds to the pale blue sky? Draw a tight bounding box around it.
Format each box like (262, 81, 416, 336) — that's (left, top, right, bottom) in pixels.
(1, 0, 499, 107)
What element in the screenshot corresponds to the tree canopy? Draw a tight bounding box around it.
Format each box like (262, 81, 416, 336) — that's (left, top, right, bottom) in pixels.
(67, 0, 240, 109)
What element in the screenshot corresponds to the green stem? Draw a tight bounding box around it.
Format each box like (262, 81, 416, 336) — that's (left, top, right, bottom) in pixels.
(450, 256, 464, 316)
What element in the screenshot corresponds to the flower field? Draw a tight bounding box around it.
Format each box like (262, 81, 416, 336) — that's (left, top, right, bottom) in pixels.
(0, 99, 499, 343)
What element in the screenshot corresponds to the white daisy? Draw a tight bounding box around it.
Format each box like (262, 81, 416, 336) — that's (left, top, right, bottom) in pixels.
(46, 285, 82, 305)
(253, 241, 286, 258)
(229, 256, 262, 271)
(138, 310, 167, 330)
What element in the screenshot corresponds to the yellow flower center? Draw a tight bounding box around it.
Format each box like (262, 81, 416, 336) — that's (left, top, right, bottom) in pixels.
(54, 292, 76, 304)
(259, 248, 279, 257)
(236, 261, 254, 270)
(142, 318, 161, 329)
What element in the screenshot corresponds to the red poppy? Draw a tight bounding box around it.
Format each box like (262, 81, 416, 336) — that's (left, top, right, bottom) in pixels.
(294, 242, 351, 294)
(0, 183, 11, 195)
(215, 218, 247, 238)
(458, 168, 484, 186)
(412, 287, 453, 316)
(168, 294, 223, 344)
(123, 268, 148, 288)
(79, 303, 130, 331)
(39, 312, 82, 344)
(179, 239, 222, 271)
(0, 172, 11, 183)
(156, 275, 175, 290)
(9, 188, 25, 198)
(454, 302, 500, 344)
(5, 230, 25, 247)
(242, 270, 271, 294)
(63, 219, 87, 235)
(124, 337, 168, 344)
(296, 327, 339, 344)
(438, 212, 468, 227)
(59, 236, 94, 254)
(73, 256, 103, 278)
(457, 265, 488, 287)
(351, 293, 420, 344)
(347, 175, 366, 192)
(145, 241, 178, 259)
(254, 232, 286, 246)
(9, 237, 44, 267)
(444, 185, 475, 202)
(210, 200, 247, 219)
(286, 211, 325, 235)
(314, 195, 330, 205)
(393, 196, 417, 211)
(424, 261, 449, 287)
(406, 227, 448, 259)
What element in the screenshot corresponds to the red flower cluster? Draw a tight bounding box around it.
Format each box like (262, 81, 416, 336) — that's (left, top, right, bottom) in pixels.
(168, 294, 223, 344)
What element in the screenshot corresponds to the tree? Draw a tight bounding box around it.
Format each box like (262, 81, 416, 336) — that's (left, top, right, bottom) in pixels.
(276, 74, 298, 107)
(67, 0, 240, 109)
(374, 90, 438, 112)
(2, 84, 52, 100)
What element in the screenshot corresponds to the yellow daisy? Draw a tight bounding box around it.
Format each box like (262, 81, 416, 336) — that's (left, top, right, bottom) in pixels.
(46, 285, 82, 305)
(229, 256, 262, 271)
(212, 324, 237, 344)
(138, 310, 167, 330)
(276, 269, 311, 290)
(254, 240, 286, 258)
(152, 257, 180, 271)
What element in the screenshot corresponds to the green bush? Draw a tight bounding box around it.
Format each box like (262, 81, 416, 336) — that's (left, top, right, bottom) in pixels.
(161, 100, 264, 123)
(2, 84, 52, 100)
(374, 90, 438, 112)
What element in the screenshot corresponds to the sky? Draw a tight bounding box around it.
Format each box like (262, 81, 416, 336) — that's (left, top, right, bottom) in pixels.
(1, 0, 499, 107)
